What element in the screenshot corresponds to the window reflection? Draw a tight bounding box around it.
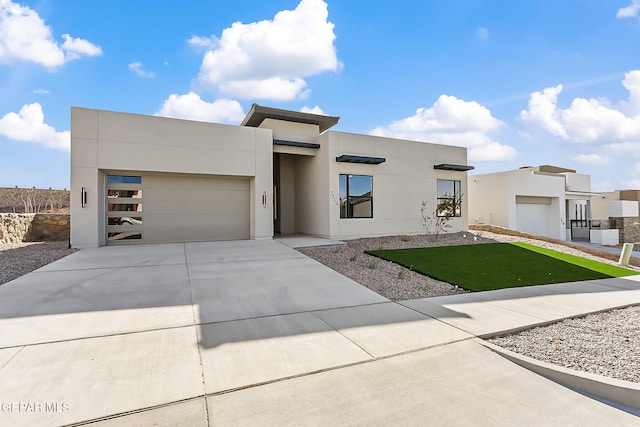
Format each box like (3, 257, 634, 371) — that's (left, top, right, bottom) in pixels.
(108, 231, 142, 241)
(108, 203, 142, 212)
(108, 189, 142, 198)
(108, 217, 142, 226)
(108, 175, 142, 184)
(339, 174, 373, 218)
(436, 179, 461, 218)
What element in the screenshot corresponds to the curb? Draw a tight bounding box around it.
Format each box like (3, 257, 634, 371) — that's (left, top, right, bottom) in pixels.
(479, 340, 640, 413)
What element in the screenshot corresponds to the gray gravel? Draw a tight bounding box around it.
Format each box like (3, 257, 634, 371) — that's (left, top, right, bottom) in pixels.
(489, 306, 640, 383)
(298, 232, 493, 300)
(301, 231, 640, 383)
(0, 241, 75, 285)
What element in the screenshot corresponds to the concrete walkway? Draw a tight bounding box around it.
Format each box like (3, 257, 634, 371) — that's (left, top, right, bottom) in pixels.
(0, 240, 639, 425)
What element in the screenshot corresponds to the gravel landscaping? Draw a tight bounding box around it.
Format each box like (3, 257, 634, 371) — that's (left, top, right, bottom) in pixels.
(301, 231, 640, 383)
(489, 306, 640, 383)
(0, 241, 75, 285)
(299, 231, 640, 301)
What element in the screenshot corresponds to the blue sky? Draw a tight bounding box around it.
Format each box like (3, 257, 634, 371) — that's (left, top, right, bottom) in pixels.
(1, 0, 640, 191)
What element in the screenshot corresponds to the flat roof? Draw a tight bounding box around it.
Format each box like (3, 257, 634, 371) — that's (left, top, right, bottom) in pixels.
(241, 104, 340, 133)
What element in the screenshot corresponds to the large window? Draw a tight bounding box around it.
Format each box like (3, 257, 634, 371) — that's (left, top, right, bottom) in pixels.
(437, 179, 461, 217)
(340, 174, 373, 218)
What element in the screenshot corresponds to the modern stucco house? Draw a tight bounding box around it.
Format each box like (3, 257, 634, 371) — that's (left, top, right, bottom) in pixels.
(468, 165, 598, 242)
(70, 105, 473, 248)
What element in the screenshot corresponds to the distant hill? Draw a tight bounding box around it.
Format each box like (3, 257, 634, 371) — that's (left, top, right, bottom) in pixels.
(0, 187, 70, 213)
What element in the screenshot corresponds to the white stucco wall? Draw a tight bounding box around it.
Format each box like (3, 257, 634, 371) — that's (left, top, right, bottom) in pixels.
(71, 108, 273, 248)
(469, 169, 566, 240)
(563, 172, 591, 192)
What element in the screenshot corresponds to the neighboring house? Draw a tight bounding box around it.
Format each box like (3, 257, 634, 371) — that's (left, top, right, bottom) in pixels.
(70, 105, 473, 248)
(592, 189, 640, 244)
(468, 165, 599, 242)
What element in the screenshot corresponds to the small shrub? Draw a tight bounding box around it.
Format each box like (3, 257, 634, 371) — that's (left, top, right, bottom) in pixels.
(400, 235, 412, 242)
(349, 254, 358, 262)
(397, 270, 406, 279)
(367, 260, 378, 269)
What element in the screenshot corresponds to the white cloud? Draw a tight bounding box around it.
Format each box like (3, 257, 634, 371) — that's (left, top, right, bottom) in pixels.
(187, 35, 216, 49)
(196, 0, 340, 100)
(300, 105, 325, 114)
(477, 27, 489, 40)
(0, 1, 101, 68)
(574, 153, 610, 165)
(33, 88, 50, 94)
(61, 34, 102, 60)
(370, 95, 515, 161)
(617, 0, 640, 18)
(155, 92, 245, 124)
(0, 103, 69, 151)
(128, 62, 155, 78)
(520, 71, 640, 144)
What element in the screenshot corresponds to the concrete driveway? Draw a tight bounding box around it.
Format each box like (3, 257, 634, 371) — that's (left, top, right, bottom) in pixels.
(1, 240, 639, 426)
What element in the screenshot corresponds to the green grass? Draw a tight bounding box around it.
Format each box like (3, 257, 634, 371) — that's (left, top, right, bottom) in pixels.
(366, 243, 638, 292)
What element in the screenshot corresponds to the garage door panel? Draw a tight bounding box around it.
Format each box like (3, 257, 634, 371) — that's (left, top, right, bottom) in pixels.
(143, 225, 248, 243)
(144, 175, 249, 190)
(107, 173, 250, 244)
(143, 212, 250, 227)
(143, 189, 249, 207)
(143, 200, 249, 216)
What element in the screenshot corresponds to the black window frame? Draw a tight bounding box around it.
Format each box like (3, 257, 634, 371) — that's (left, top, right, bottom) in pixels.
(436, 179, 462, 218)
(339, 174, 373, 219)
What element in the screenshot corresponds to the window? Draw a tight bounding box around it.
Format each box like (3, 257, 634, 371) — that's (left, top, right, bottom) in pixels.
(437, 180, 461, 217)
(108, 175, 142, 184)
(340, 174, 373, 218)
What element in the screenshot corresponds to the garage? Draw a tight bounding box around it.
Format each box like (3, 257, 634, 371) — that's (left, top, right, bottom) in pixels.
(515, 196, 554, 237)
(107, 172, 250, 244)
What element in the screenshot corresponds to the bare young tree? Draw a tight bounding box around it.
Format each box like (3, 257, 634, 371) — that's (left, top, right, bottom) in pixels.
(420, 192, 464, 241)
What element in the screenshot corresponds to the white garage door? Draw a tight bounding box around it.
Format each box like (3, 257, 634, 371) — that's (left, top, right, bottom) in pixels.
(515, 202, 548, 237)
(107, 173, 250, 244)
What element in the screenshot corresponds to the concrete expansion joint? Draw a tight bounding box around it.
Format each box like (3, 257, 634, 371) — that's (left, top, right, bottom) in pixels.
(183, 243, 212, 426)
(63, 396, 206, 426)
(205, 336, 475, 398)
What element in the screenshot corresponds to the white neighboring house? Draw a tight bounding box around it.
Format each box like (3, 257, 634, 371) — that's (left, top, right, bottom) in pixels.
(468, 165, 601, 242)
(70, 105, 474, 248)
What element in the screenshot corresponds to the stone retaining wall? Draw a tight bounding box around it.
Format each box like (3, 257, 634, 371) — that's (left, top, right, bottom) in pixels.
(0, 213, 70, 243)
(611, 217, 640, 244)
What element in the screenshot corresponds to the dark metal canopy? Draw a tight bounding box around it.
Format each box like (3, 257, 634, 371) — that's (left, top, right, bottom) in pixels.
(273, 139, 320, 149)
(336, 155, 386, 165)
(434, 163, 474, 171)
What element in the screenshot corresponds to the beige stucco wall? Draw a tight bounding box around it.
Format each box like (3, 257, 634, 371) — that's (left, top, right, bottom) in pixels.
(327, 132, 470, 239)
(71, 108, 273, 248)
(294, 132, 331, 237)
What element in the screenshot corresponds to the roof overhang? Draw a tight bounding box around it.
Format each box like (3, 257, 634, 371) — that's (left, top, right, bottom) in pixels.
(434, 163, 474, 171)
(566, 191, 601, 198)
(241, 104, 340, 133)
(336, 155, 386, 165)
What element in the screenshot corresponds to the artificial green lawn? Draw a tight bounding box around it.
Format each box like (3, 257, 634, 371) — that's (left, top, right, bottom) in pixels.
(366, 242, 638, 292)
